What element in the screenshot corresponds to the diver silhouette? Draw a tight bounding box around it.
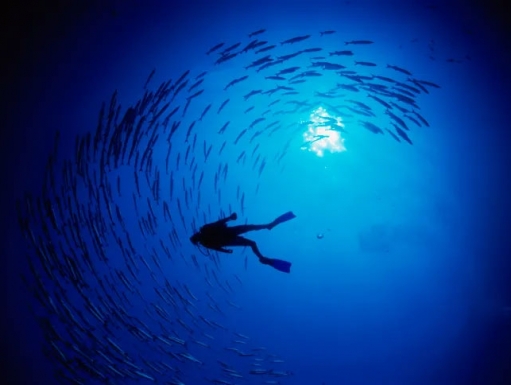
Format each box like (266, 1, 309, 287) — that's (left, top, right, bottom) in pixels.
(190, 211, 296, 273)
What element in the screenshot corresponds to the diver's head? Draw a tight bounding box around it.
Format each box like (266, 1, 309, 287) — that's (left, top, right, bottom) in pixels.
(190, 232, 201, 245)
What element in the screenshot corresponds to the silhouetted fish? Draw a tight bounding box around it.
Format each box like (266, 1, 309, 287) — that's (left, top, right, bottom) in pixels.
(248, 28, 266, 38)
(329, 50, 353, 56)
(387, 64, 412, 76)
(281, 35, 311, 45)
(206, 42, 224, 55)
(345, 40, 374, 45)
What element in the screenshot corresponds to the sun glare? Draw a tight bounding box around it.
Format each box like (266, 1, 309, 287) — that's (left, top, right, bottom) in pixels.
(301, 106, 346, 157)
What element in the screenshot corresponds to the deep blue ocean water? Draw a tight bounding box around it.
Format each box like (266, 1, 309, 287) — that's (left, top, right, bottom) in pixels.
(1, 1, 510, 384)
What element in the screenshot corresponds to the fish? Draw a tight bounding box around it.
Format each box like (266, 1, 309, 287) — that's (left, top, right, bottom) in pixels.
(240, 39, 262, 53)
(386, 64, 412, 76)
(361, 121, 384, 134)
(385, 109, 409, 131)
(280, 35, 311, 45)
(199, 104, 211, 121)
(278, 52, 302, 61)
(188, 78, 204, 92)
(265, 75, 286, 81)
(277, 66, 300, 75)
(249, 117, 265, 128)
(251, 40, 268, 50)
(245, 56, 273, 69)
(310, 62, 345, 70)
(385, 127, 401, 142)
(243, 90, 262, 100)
(220, 42, 241, 55)
(218, 121, 230, 134)
(329, 50, 353, 56)
(412, 110, 430, 127)
(186, 89, 203, 101)
(206, 42, 224, 55)
(224, 76, 249, 90)
(179, 352, 203, 365)
(195, 71, 207, 80)
(215, 52, 237, 65)
(248, 28, 266, 38)
(355, 61, 377, 66)
(314, 91, 336, 99)
(256, 44, 276, 53)
(175, 70, 190, 87)
(345, 40, 374, 45)
(308, 134, 329, 143)
(409, 77, 440, 89)
(320, 30, 336, 36)
(234, 129, 248, 144)
(393, 123, 413, 144)
(185, 121, 196, 142)
(393, 87, 415, 98)
(218, 99, 230, 113)
(257, 60, 284, 72)
(347, 99, 371, 110)
(143, 68, 155, 89)
(404, 114, 422, 127)
(301, 47, 322, 53)
(367, 94, 392, 109)
(389, 102, 409, 114)
(394, 81, 421, 94)
(299, 70, 322, 78)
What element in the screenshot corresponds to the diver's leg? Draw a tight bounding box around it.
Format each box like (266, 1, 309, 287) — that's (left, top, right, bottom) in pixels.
(224, 236, 265, 259)
(229, 224, 269, 236)
(224, 236, 290, 272)
(267, 211, 296, 230)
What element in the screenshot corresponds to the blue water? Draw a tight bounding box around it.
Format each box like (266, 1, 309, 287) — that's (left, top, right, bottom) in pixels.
(2, 1, 511, 384)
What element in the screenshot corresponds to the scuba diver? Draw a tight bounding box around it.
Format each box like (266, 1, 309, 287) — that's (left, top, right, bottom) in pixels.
(190, 211, 296, 273)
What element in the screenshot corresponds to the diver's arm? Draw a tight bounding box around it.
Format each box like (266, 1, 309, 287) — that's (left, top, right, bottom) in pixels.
(208, 245, 233, 254)
(205, 213, 237, 228)
(213, 217, 230, 225)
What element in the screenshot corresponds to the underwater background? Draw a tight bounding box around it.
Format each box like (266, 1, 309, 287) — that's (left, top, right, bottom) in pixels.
(1, 0, 511, 384)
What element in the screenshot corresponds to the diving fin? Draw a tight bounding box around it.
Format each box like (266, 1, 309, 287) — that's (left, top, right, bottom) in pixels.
(269, 258, 292, 273)
(268, 211, 296, 230)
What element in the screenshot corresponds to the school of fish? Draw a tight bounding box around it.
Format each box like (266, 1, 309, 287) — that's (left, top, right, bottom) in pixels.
(16, 28, 440, 384)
